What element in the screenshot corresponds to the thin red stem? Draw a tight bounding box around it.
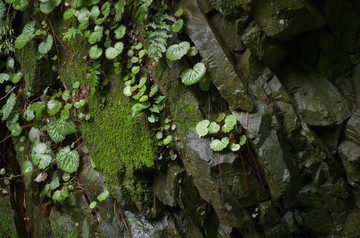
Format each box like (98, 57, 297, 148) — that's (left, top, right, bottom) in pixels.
(117, 203, 132, 238)
(238, 151, 249, 197)
(217, 152, 226, 216)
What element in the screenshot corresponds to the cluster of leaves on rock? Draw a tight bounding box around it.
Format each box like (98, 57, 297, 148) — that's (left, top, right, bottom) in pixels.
(196, 113, 246, 152)
(0, 0, 92, 203)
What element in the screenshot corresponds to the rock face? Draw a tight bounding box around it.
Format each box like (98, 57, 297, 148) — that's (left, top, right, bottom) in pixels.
(4, 0, 360, 237)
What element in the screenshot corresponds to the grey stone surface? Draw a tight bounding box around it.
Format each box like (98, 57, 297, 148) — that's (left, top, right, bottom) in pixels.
(179, 0, 255, 112)
(279, 66, 352, 126)
(252, 0, 325, 39)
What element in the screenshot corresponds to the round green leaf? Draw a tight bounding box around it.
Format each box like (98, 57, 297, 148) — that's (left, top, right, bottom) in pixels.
(62, 172, 70, 182)
(181, 63, 206, 86)
(174, 8, 183, 17)
(22, 160, 33, 174)
(97, 190, 109, 202)
(28, 127, 40, 142)
(50, 177, 60, 190)
(131, 65, 140, 74)
(105, 47, 120, 59)
(187, 46, 198, 57)
(222, 114, 237, 133)
(123, 85, 132, 96)
(52, 189, 69, 202)
(73, 81, 80, 89)
(156, 131, 163, 140)
(171, 19, 184, 32)
(114, 25, 126, 39)
(88, 28, 103, 44)
(23, 107, 35, 121)
(47, 100, 62, 116)
(208, 122, 220, 134)
(56, 146, 79, 173)
(10, 72, 22, 84)
(0, 73, 10, 83)
(90, 5, 100, 19)
(6, 57, 15, 69)
(38, 35, 53, 54)
(89, 45, 103, 59)
(166, 41, 190, 61)
(196, 119, 210, 137)
(163, 135, 172, 145)
(199, 75, 210, 91)
(63, 9, 74, 20)
(114, 42, 124, 52)
(229, 143, 240, 151)
(215, 113, 226, 123)
(89, 201, 97, 209)
(47, 118, 77, 143)
(239, 135, 247, 146)
(1, 93, 16, 121)
(15, 33, 31, 49)
(210, 137, 230, 151)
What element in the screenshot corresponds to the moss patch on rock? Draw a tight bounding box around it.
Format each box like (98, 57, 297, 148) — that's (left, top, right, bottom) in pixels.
(82, 80, 157, 190)
(0, 197, 18, 238)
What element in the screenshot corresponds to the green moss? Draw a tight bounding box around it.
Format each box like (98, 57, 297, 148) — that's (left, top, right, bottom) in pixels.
(82, 80, 157, 190)
(0, 197, 18, 238)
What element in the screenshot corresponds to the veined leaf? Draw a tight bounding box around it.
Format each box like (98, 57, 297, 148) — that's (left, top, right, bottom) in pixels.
(114, 25, 126, 39)
(1, 93, 16, 121)
(229, 143, 240, 152)
(105, 47, 120, 59)
(89, 44, 103, 59)
(63, 9, 74, 20)
(38, 35, 53, 54)
(90, 5, 100, 19)
(0, 73, 10, 83)
(222, 114, 237, 133)
(47, 99, 62, 116)
(40, 0, 61, 14)
(181, 63, 206, 86)
(88, 27, 103, 44)
(10, 72, 22, 84)
(210, 137, 229, 151)
(56, 146, 79, 173)
(13, 0, 28, 11)
(171, 19, 184, 32)
(52, 188, 69, 202)
(215, 113, 226, 123)
(149, 84, 158, 97)
(114, 42, 124, 52)
(0, 1, 6, 19)
(47, 118, 77, 143)
(22, 160, 33, 174)
(166, 41, 190, 61)
(50, 177, 60, 190)
(196, 119, 210, 137)
(208, 122, 220, 134)
(23, 107, 35, 121)
(15, 33, 32, 49)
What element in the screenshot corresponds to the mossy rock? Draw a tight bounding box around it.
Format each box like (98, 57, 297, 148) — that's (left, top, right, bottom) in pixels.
(82, 79, 157, 191)
(0, 197, 18, 238)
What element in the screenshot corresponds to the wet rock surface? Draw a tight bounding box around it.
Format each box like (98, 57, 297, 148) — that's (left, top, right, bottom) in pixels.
(5, 0, 360, 237)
